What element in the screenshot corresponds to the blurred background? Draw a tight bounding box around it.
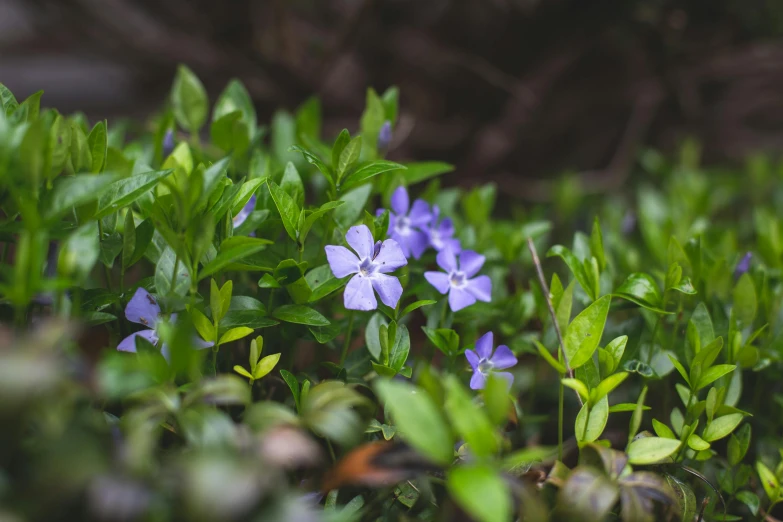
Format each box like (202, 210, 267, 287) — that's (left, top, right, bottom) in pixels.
(3, 0, 783, 197)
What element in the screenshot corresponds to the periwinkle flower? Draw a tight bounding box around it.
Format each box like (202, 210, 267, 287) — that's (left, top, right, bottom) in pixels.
(465, 331, 517, 390)
(162, 129, 175, 158)
(117, 287, 213, 357)
(424, 248, 491, 312)
(325, 225, 407, 311)
(734, 252, 752, 280)
(427, 205, 461, 253)
(233, 194, 256, 228)
(380, 186, 432, 259)
(378, 121, 393, 152)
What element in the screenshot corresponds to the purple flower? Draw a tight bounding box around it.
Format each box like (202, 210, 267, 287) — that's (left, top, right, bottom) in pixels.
(465, 331, 517, 390)
(424, 248, 491, 312)
(325, 225, 407, 311)
(427, 205, 461, 253)
(734, 252, 752, 280)
(378, 121, 393, 152)
(117, 287, 213, 357)
(380, 186, 432, 259)
(233, 194, 256, 228)
(162, 129, 175, 158)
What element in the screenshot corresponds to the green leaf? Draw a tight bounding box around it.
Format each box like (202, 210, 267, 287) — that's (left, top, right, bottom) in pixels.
(534, 340, 566, 374)
(333, 184, 372, 229)
(199, 236, 271, 279)
(300, 201, 344, 243)
(687, 433, 710, 451)
(614, 273, 669, 313)
(447, 465, 511, 522)
(737, 491, 760, 517)
(88, 121, 107, 173)
(331, 130, 351, 171)
(337, 136, 362, 181)
(401, 161, 454, 185)
(60, 222, 100, 283)
(121, 211, 136, 271)
(360, 88, 386, 159)
(273, 304, 330, 326)
(233, 365, 253, 379)
(171, 65, 208, 133)
(279, 369, 300, 411)
(253, 353, 280, 380)
(364, 313, 387, 360)
(69, 122, 91, 173)
(129, 219, 155, 267)
(95, 169, 172, 219)
(703, 413, 743, 442)
(565, 295, 611, 369)
(696, 364, 736, 391)
(562, 378, 590, 403)
(230, 177, 266, 217)
(733, 273, 757, 329)
(280, 161, 305, 208)
(190, 307, 215, 342)
(668, 354, 691, 386)
(547, 245, 594, 300)
(340, 160, 406, 192)
(289, 145, 334, 185)
(218, 327, 254, 346)
(213, 79, 256, 135)
(421, 327, 460, 357)
(756, 461, 779, 503)
(591, 372, 628, 404)
(575, 396, 609, 442)
(267, 180, 300, 241)
(652, 418, 677, 439)
(443, 375, 498, 457)
(591, 218, 606, 272)
(727, 424, 751, 466)
(626, 437, 681, 464)
(388, 324, 411, 372)
(210, 111, 249, 153)
(44, 173, 119, 222)
(400, 299, 436, 317)
(666, 474, 698, 522)
(374, 380, 453, 465)
(154, 246, 190, 296)
(0, 83, 19, 115)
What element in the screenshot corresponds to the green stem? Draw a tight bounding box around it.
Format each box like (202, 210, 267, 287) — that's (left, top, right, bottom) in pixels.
(340, 311, 355, 365)
(97, 220, 114, 292)
(212, 346, 219, 377)
(558, 376, 565, 462)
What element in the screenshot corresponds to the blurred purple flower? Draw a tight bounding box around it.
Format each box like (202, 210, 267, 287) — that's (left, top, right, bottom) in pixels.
(378, 121, 393, 152)
(325, 225, 407, 311)
(378, 186, 432, 259)
(734, 252, 752, 280)
(233, 194, 257, 228)
(621, 210, 636, 236)
(424, 248, 491, 312)
(427, 205, 461, 253)
(465, 331, 517, 390)
(162, 129, 175, 158)
(117, 287, 213, 356)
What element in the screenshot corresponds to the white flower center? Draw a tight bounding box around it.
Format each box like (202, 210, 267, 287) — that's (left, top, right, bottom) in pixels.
(449, 270, 466, 288)
(478, 358, 493, 374)
(394, 216, 411, 235)
(359, 258, 377, 277)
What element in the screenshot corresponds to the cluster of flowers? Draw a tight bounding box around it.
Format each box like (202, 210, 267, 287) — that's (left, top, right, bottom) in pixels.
(326, 186, 512, 389)
(326, 186, 491, 313)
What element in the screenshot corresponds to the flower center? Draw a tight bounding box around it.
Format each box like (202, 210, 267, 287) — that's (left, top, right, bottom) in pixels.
(359, 257, 377, 277)
(449, 270, 466, 288)
(394, 216, 411, 235)
(478, 358, 493, 374)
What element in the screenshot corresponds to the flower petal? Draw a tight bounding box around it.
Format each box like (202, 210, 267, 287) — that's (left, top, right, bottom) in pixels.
(437, 217, 455, 237)
(465, 349, 480, 371)
(125, 287, 161, 328)
(374, 239, 408, 273)
(459, 250, 485, 278)
(344, 275, 377, 311)
(489, 345, 517, 370)
(442, 238, 462, 254)
(436, 247, 458, 272)
(325, 245, 360, 278)
(448, 286, 476, 312)
(346, 225, 374, 259)
(192, 337, 215, 350)
(493, 371, 514, 390)
(470, 370, 487, 390)
(408, 200, 432, 227)
(466, 275, 492, 302)
(117, 329, 158, 353)
(408, 230, 430, 260)
(424, 271, 450, 294)
(371, 273, 403, 308)
(390, 186, 409, 216)
(475, 331, 494, 359)
(233, 194, 257, 228)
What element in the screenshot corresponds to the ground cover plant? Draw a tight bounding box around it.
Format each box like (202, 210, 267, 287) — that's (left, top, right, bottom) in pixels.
(0, 67, 782, 521)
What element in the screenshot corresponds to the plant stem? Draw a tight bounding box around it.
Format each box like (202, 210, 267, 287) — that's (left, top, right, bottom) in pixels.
(526, 237, 582, 406)
(212, 346, 219, 377)
(558, 377, 565, 461)
(340, 311, 355, 365)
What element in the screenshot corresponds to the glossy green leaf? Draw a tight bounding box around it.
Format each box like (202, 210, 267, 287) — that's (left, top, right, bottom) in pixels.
(87, 121, 107, 173)
(443, 375, 498, 457)
(564, 295, 611, 368)
(267, 180, 300, 242)
(447, 465, 511, 522)
(703, 413, 743, 442)
(401, 161, 454, 184)
(341, 160, 406, 192)
(171, 65, 208, 133)
(614, 273, 669, 313)
(95, 169, 172, 219)
(547, 245, 594, 300)
(627, 437, 681, 465)
(273, 305, 330, 326)
(199, 237, 271, 279)
(44, 173, 119, 222)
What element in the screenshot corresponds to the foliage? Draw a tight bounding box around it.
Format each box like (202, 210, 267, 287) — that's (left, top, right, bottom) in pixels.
(0, 70, 781, 522)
